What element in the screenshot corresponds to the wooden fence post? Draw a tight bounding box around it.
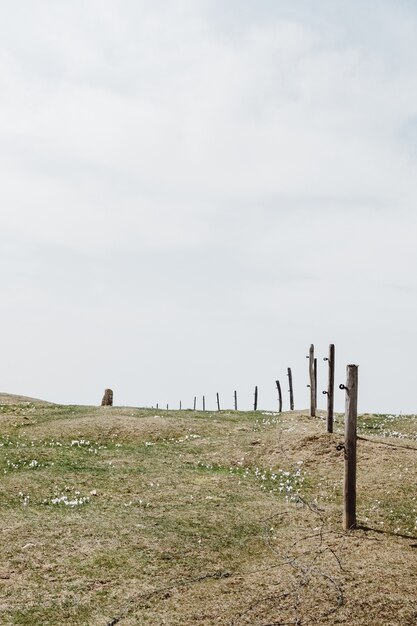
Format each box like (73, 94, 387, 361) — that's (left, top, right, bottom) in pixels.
(156, 403, 159, 410)
(179, 401, 182, 411)
(314, 357, 317, 410)
(166, 404, 169, 411)
(287, 368, 294, 410)
(193, 396, 196, 411)
(307, 345, 316, 417)
(234, 390, 238, 411)
(202, 396, 206, 411)
(216, 393, 221, 411)
(341, 364, 358, 530)
(323, 344, 335, 432)
(254, 386, 258, 411)
(276, 380, 282, 413)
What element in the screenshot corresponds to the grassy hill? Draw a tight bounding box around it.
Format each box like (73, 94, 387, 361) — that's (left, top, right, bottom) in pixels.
(0, 401, 416, 625)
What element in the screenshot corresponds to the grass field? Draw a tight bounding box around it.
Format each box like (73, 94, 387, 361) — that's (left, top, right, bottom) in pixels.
(0, 395, 416, 625)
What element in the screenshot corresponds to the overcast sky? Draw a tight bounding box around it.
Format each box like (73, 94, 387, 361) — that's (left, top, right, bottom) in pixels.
(1, 0, 417, 413)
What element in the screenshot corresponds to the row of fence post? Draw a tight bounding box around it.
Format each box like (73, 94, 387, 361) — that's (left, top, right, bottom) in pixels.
(154, 368, 295, 414)
(103, 343, 340, 420)
(101, 345, 359, 531)
(307, 345, 357, 529)
(307, 343, 335, 434)
(104, 344, 342, 434)
(158, 343, 338, 418)
(158, 343, 336, 419)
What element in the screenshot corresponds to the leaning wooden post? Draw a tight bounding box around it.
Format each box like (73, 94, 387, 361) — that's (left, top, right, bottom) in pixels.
(307, 344, 316, 417)
(234, 390, 238, 411)
(341, 364, 358, 530)
(254, 386, 258, 411)
(216, 393, 221, 412)
(323, 344, 335, 432)
(275, 380, 282, 413)
(287, 368, 294, 410)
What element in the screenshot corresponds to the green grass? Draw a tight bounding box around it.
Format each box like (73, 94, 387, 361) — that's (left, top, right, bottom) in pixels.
(1, 404, 416, 625)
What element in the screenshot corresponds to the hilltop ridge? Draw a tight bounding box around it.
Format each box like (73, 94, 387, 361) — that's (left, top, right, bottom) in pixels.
(0, 392, 50, 404)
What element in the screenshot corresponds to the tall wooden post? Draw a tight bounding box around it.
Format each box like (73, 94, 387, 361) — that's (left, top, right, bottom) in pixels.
(193, 396, 196, 411)
(179, 401, 182, 411)
(156, 403, 159, 409)
(166, 404, 169, 411)
(307, 345, 316, 417)
(287, 368, 294, 410)
(276, 380, 282, 413)
(323, 344, 335, 432)
(314, 357, 317, 410)
(202, 396, 206, 411)
(234, 390, 238, 411)
(342, 364, 358, 530)
(216, 393, 221, 411)
(254, 386, 258, 411)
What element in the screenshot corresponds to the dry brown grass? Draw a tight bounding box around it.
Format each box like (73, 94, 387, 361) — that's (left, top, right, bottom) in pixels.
(0, 403, 416, 625)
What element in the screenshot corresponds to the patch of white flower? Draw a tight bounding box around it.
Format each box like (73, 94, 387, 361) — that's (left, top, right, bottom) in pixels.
(50, 494, 90, 507)
(3, 458, 44, 473)
(18, 492, 30, 506)
(232, 465, 305, 501)
(176, 434, 200, 443)
(71, 439, 91, 447)
(70, 439, 108, 453)
(44, 489, 92, 507)
(356, 414, 417, 441)
(197, 461, 305, 502)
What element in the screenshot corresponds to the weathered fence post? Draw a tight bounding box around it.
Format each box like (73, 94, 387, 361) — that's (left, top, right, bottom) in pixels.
(287, 368, 294, 410)
(101, 389, 113, 406)
(156, 403, 159, 410)
(307, 345, 316, 417)
(340, 364, 358, 530)
(323, 344, 335, 432)
(254, 386, 258, 411)
(216, 393, 221, 411)
(234, 390, 238, 411)
(166, 404, 169, 411)
(193, 396, 196, 411)
(202, 396, 206, 411)
(179, 401, 182, 411)
(276, 380, 282, 413)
